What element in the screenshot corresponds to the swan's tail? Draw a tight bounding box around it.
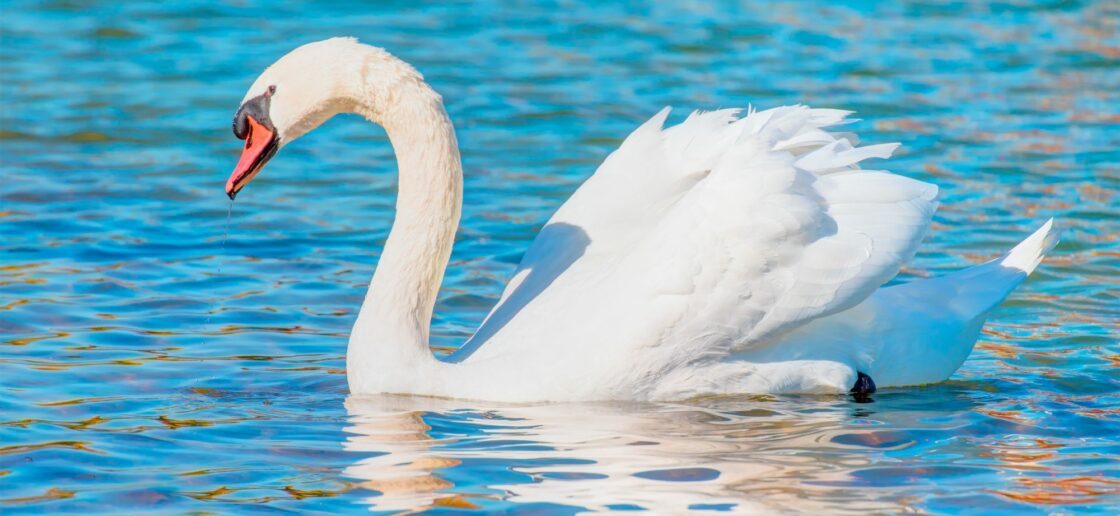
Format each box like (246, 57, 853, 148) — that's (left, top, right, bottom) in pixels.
(938, 218, 1060, 316)
(864, 219, 1060, 386)
(999, 218, 1061, 276)
(720, 220, 1059, 391)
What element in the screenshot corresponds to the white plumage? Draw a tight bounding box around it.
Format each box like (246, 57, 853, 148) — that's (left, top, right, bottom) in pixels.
(229, 38, 1058, 401)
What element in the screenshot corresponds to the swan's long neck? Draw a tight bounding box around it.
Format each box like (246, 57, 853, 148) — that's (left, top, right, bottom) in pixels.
(344, 58, 463, 377)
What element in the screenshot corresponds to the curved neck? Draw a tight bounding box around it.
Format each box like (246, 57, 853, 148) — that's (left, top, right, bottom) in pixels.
(347, 63, 462, 372)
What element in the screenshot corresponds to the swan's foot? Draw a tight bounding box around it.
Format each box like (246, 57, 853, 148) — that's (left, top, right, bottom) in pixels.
(850, 371, 876, 402)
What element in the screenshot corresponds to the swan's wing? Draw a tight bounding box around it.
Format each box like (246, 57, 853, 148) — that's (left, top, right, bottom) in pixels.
(632, 105, 938, 349)
(459, 105, 936, 363)
(456, 108, 752, 357)
(500, 107, 750, 272)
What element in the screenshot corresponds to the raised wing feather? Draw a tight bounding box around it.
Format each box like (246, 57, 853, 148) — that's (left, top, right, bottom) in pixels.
(636, 106, 938, 350)
(461, 104, 937, 363)
(459, 109, 749, 354)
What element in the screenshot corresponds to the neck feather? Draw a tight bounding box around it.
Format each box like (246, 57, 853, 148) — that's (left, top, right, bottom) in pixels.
(344, 54, 462, 378)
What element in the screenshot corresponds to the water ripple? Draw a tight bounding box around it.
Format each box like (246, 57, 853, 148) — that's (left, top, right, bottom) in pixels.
(1, 0, 1118, 512)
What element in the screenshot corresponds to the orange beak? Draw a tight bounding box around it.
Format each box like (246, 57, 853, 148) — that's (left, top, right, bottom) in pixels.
(225, 115, 277, 200)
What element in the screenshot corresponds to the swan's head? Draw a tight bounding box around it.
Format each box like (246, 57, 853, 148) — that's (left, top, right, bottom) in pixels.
(226, 38, 373, 199)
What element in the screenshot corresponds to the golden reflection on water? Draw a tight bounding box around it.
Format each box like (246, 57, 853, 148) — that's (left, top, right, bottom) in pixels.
(996, 477, 1120, 506)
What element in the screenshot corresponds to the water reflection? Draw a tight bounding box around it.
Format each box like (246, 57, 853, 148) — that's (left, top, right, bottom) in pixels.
(342, 394, 980, 512)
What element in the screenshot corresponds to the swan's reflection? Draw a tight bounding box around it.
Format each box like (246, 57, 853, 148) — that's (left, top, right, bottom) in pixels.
(342, 394, 954, 512)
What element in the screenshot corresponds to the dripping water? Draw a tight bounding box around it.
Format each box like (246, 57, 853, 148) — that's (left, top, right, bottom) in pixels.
(205, 200, 234, 336)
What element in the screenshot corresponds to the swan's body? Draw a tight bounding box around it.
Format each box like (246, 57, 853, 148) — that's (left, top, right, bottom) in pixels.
(227, 38, 1058, 401)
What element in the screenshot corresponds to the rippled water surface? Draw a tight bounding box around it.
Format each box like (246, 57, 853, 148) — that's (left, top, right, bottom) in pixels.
(2, 0, 1119, 513)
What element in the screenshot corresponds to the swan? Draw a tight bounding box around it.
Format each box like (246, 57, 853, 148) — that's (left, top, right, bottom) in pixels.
(225, 38, 1059, 402)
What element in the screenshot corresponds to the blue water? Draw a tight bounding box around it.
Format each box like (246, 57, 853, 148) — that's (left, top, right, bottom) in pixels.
(2, 0, 1119, 512)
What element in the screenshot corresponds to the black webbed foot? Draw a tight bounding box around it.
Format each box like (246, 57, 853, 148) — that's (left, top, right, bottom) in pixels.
(850, 371, 876, 394)
(850, 371, 876, 403)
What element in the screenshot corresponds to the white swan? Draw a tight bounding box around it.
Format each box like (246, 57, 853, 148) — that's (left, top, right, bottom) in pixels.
(225, 38, 1058, 401)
